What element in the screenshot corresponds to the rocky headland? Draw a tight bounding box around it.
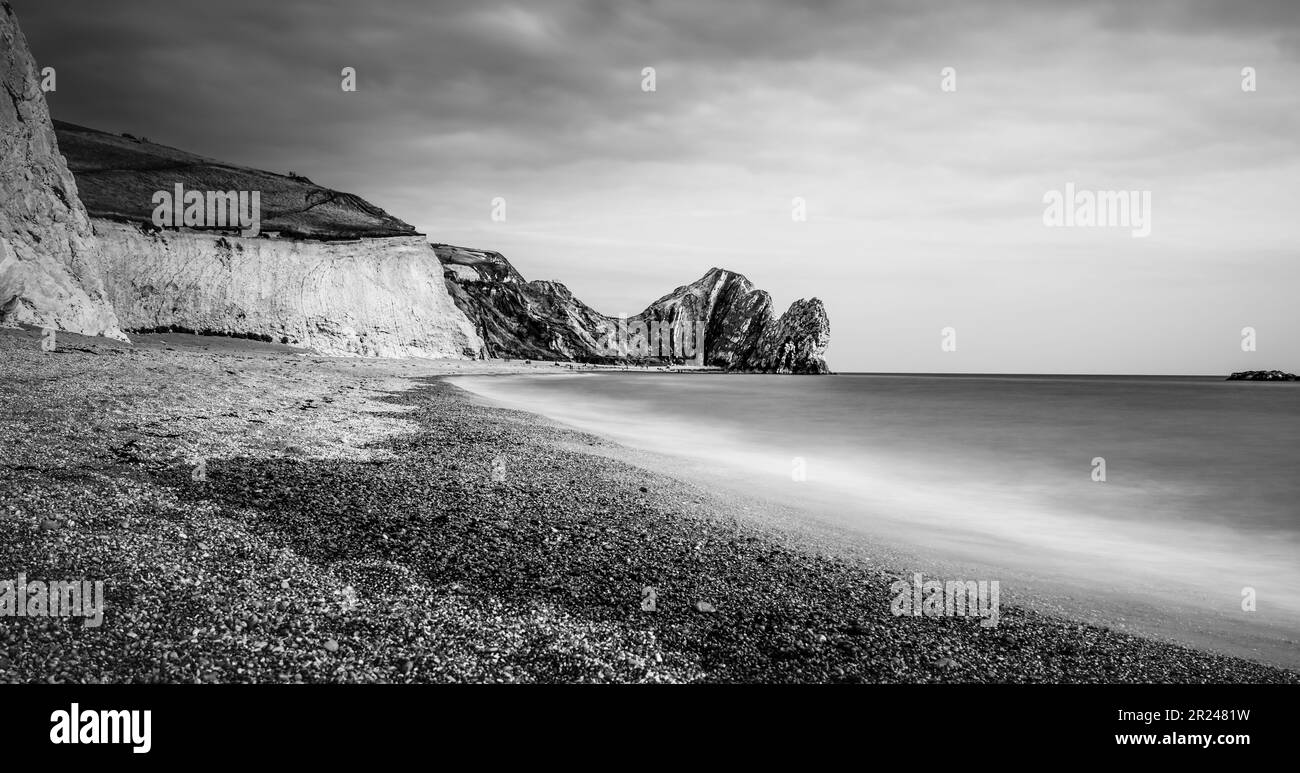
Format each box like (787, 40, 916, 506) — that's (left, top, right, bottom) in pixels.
(438, 249, 832, 373)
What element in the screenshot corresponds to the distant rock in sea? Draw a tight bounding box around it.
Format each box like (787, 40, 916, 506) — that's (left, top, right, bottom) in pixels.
(1226, 370, 1297, 381)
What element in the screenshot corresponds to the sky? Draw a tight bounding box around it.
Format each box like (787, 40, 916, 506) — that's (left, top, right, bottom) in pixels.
(13, 0, 1300, 373)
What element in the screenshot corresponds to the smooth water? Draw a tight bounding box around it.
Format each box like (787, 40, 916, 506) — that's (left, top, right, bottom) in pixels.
(452, 372, 1300, 665)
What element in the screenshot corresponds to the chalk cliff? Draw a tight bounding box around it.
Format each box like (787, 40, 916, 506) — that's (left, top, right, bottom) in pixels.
(98, 221, 482, 358)
(0, 4, 124, 339)
(51, 123, 481, 358)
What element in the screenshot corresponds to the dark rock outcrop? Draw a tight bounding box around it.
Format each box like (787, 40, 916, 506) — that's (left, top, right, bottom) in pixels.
(0, 4, 125, 338)
(629, 268, 773, 370)
(739, 297, 831, 374)
(436, 244, 612, 361)
(1226, 370, 1297, 381)
(439, 252, 831, 373)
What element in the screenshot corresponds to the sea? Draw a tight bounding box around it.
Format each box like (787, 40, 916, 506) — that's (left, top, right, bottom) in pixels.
(451, 372, 1300, 668)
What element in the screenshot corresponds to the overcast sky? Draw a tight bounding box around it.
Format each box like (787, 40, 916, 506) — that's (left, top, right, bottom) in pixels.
(15, 0, 1300, 373)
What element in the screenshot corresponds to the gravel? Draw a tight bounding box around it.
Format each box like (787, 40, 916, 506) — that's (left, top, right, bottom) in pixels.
(0, 325, 1295, 684)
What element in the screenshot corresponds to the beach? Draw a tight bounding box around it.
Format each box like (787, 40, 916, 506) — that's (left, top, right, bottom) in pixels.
(0, 327, 1295, 684)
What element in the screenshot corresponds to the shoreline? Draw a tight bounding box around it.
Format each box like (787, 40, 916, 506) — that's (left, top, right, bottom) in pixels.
(1, 328, 1295, 683)
(451, 370, 1300, 671)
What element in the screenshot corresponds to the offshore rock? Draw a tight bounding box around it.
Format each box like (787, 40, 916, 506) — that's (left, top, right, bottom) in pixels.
(1226, 370, 1297, 381)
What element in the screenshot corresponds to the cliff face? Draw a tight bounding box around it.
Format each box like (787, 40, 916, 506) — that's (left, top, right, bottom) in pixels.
(631, 268, 778, 370)
(628, 268, 830, 373)
(99, 221, 481, 358)
(440, 253, 831, 373)
(739, 297, 831, 374)
(0, 4, 124, 339)
(50, 118, 481, 359)
(436, 244, 611, 360)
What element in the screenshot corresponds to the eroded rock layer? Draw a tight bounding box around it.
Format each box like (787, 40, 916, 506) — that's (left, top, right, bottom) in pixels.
(440, 251, 831, 373)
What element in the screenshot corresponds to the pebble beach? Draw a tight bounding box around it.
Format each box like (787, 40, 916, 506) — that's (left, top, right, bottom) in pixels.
(1, 326, 1295, 684)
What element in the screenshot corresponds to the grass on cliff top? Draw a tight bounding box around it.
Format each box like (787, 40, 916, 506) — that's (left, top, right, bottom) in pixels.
(53, 121, 417, 241)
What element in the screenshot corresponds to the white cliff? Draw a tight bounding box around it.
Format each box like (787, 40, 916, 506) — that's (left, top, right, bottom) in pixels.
(0, 3, 125, 339)
(96, 220, 482, 358)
